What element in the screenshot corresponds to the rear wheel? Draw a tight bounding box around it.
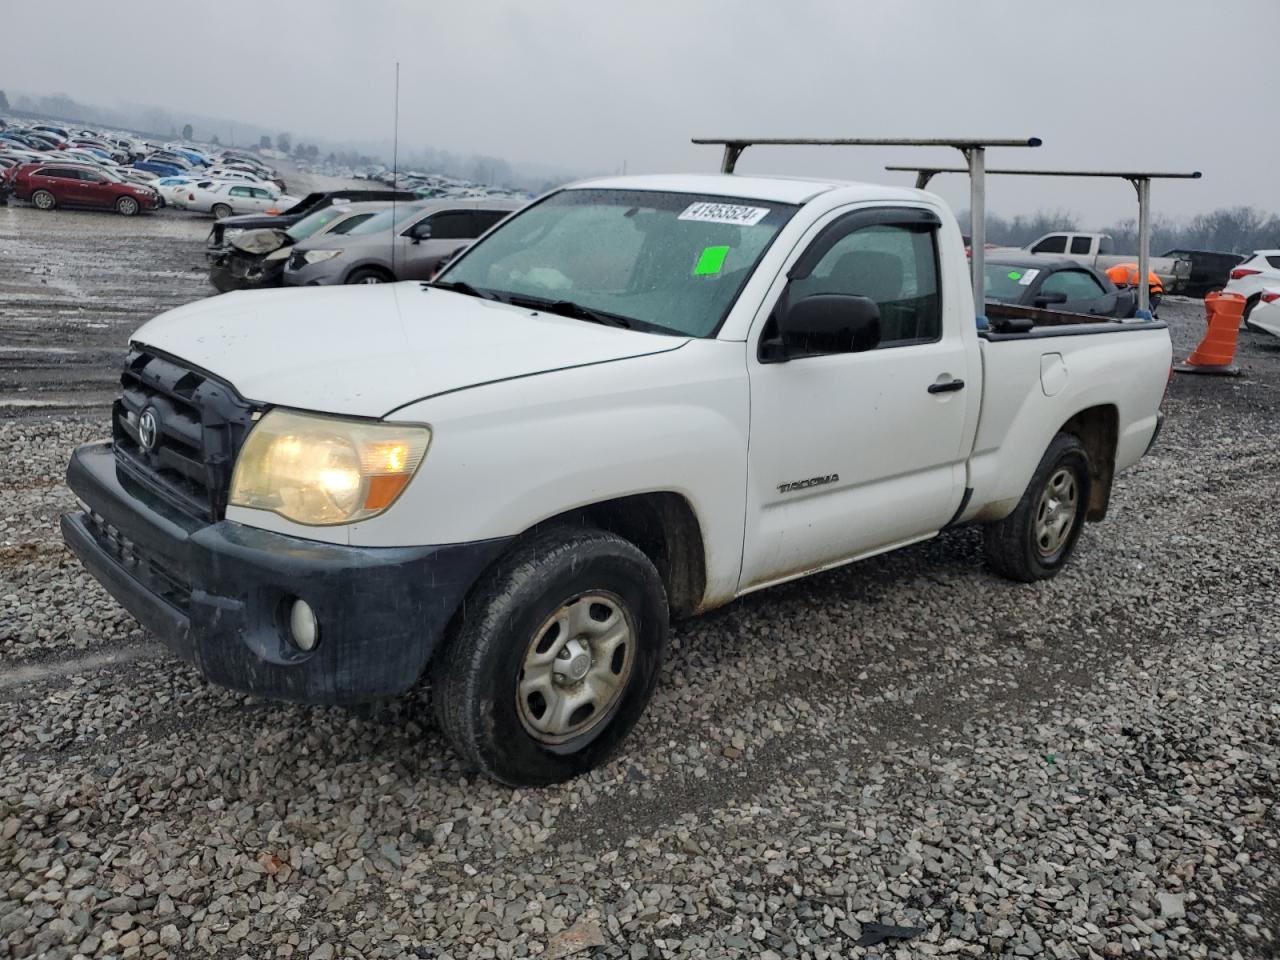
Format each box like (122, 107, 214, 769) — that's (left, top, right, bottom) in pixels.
(432, 527, 668, 786)
(346, 268, 390, 285)
(115, 195, 140, 217)
(31, 190, 56, 211)
(211, 203, 232, 220)
(983, 432, 1092, 582)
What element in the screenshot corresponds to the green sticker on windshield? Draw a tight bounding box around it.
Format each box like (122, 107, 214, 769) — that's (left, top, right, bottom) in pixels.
(1007, 271, 1022, 280)
(694, 245, 730, 276)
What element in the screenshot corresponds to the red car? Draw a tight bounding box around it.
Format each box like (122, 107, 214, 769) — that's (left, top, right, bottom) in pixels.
(6, 162, 160, 216)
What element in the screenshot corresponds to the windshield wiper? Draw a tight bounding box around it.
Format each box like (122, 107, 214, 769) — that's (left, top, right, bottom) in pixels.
(504, 294, 634, 329)
(428, 279, 499, 301)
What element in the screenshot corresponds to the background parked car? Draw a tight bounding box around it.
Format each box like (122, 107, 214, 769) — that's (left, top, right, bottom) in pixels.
(1159, 249, 1247, 298)
(205, 189, 417, 257)
(179, 181, 297, 218)
(208, 202, 393, 292)
(8, 162, 160, 215)
(1244, 290, 1280, 338)
(1222, 251, 1280, 320)
(284, 200, 518, 285)
(982, 254, 1136, 318)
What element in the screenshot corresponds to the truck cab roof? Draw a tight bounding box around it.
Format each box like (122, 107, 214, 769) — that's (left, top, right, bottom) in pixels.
(571, 173, 928, 206)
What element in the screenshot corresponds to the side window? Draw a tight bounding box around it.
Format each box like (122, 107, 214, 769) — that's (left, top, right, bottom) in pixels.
(252, 188, 271, 199)
(790, 219, 941, 348)
(1266, 255, 1280, 269)
(473, 210, 510, 233)
(421, 211, 476, 240)
(329, 213, 373, 235)
(39, 167, 76, 180)
(1032, 235, 1068, 254)
(1069, 235, 1092, 255)
(1097, 236, 1115, 255)
(1040, 269, 1106, 300)
(229, 186, 250, 197)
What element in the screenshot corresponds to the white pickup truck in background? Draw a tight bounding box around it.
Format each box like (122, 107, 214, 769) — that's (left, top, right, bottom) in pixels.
(1014, 231, 1192, 292)
(61, 172, 1173, 785)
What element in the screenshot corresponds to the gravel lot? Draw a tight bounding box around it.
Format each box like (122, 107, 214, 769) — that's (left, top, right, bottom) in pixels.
(0, 193, 1277, 960)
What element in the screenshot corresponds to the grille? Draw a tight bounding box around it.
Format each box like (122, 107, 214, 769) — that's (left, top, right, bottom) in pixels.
(112, 347, 258, 522)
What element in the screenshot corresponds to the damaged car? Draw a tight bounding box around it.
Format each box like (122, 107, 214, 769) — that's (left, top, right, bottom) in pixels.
(206, 188, 417, 260)
(208, 202, 393, 292)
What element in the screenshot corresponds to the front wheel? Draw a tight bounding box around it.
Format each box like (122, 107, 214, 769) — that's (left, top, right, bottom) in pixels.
(211, 203, 232, 220)
(115, 195, 140, 217)
(345, 268, 389, 284)
(983, 432, 1092, 582)
(432, 527, 668, 786)
(31, 190, 56, 211)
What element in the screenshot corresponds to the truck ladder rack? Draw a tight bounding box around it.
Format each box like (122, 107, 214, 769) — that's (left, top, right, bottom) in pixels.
(692, 136, 1042, 323)
(884, 165, 1202, 317)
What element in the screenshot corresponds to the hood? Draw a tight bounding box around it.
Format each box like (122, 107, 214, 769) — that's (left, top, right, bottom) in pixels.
(130, 284, 689, 418)
(231, 228, 289, 255)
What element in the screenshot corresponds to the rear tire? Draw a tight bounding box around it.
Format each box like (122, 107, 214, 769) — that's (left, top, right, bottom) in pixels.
(346, 268, 390, 285)
(432, 527, 668, 786)
(211, 203, 232, 219)
(984, 432, 1092, 583)
(32, 189, 56, 211)
(115, 195, 140, 217)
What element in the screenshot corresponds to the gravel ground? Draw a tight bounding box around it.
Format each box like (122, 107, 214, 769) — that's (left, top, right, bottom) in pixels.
(0, 196, 1277, 960)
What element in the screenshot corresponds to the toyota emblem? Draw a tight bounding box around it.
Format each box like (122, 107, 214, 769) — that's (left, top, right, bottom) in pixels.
(137, 408, 159, 453)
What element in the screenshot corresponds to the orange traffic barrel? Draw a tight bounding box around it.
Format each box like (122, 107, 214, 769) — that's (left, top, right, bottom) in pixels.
(1174, 291, 1244, 376)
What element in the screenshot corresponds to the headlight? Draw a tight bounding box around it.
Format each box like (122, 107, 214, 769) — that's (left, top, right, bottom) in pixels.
(303, 249, 343, 264)
(229, 409, 430, 525)
(222, 227, 245, 239)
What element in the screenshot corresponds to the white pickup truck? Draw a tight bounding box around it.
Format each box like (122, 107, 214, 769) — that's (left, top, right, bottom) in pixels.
(1016, 231, 1192, 293)
(62, 173, 1173, 785)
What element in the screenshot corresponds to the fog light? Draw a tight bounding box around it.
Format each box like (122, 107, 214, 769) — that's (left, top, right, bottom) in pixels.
(289, 599, 319, 652)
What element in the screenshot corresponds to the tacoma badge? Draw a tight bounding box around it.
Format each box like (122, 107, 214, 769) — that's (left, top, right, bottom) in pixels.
(778, 473, 839, 494)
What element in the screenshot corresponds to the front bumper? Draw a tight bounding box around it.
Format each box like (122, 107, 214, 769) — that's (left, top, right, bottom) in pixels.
(62, 441, 509, 704)
(208, 251, 288, 293)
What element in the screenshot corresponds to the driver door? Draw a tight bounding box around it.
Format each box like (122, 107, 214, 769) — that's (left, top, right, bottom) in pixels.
(397, 210, 476, 280)
(740, 206, 976, 592)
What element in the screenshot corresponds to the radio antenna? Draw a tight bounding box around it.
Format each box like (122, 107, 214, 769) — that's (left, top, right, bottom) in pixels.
(391, 61, 400, 271)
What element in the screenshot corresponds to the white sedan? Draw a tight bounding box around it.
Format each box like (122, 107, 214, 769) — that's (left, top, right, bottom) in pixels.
(1245, 290, 1280, 338)
(1223, 250, 1280, 321)
(179, 182, 298, 218)
(204, 167, 281, 192)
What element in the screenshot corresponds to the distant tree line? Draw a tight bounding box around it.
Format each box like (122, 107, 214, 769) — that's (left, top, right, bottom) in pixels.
(962, 207, 1280, 254)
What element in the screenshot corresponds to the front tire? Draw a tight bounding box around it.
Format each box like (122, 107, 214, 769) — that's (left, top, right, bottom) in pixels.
(211, 203, 232, 219)
(115, 195, 140, 217)
(346, 268, 390, 284)
(983, 432, 1092, 582)
(433, 527, 668, 786)
(32, 189, 56, 211)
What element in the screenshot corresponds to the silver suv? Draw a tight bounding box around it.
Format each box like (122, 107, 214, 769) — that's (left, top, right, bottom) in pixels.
(282, 199, 519, 285)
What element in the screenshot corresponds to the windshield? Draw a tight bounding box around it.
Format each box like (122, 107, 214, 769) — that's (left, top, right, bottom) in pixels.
(439, 189, 797, 337)
(983, 263, 1040, 302)
(286, 206, 349, 242)
(345, 204, 427, 236)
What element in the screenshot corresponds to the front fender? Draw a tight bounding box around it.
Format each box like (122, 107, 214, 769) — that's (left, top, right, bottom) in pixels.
(362, 340, 751, 605)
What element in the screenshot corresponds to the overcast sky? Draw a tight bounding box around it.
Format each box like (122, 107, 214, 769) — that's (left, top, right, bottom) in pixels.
(6, 0, 1278, 224)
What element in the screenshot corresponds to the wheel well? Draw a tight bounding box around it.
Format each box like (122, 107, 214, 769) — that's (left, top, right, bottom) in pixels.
(536, 493, 708, 618)
(1059, 405, 1117, 521)
(346, 264, 394, 282)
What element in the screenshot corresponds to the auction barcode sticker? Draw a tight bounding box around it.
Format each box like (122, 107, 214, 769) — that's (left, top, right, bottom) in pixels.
(678, 202, 770, 226)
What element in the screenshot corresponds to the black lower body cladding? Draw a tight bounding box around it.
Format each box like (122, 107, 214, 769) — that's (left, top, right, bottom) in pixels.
(62, 441, 510, 704)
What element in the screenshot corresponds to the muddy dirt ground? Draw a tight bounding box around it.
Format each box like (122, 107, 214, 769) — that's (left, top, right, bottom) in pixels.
(0, 195, 1277, 960)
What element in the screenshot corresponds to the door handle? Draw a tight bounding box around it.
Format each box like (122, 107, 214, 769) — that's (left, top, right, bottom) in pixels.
(928, 378, 965, 394)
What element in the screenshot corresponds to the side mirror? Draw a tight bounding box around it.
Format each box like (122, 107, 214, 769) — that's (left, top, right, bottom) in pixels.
(1033, 290, 1068, 308)
(763, 294, 881, 362)
(408, 222, 432, 244)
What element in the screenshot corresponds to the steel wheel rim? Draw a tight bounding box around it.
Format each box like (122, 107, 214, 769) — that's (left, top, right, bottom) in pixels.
(517, 592, 636, 745)
(359, 276, 383, 284)
(1034, 467, 1078, 557)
